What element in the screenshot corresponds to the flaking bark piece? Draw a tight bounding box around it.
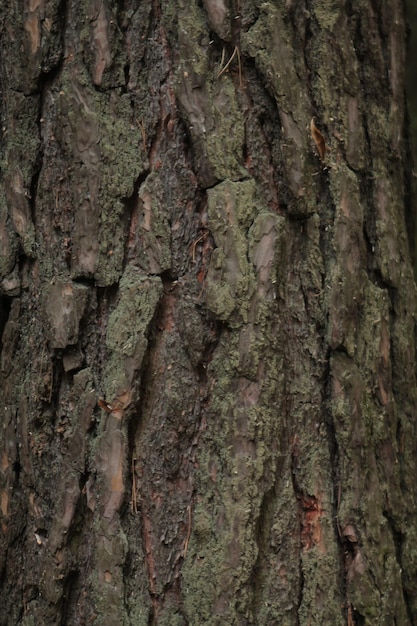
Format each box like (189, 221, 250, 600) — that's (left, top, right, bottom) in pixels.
(310, 117, 326, 162)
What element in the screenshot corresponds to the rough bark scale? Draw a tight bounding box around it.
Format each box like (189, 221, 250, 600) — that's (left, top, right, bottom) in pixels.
(0, 0, 416, 624)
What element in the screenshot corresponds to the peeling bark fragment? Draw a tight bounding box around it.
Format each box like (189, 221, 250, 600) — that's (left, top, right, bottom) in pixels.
(44, 281, 89, 349)
(64, 80, 102, 278)
(90, 1, 112, 86)
(203, 0, 231, 41)
(97, 414, 126, 520)
(12, 0, 64, 91)
(54, 70, 146, 285)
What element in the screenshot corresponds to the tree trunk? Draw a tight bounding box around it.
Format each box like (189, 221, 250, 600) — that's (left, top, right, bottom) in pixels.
(1, 1, 416, 624)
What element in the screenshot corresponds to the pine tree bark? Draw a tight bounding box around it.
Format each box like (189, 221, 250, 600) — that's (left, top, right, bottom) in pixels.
(1, 1, 417, 624)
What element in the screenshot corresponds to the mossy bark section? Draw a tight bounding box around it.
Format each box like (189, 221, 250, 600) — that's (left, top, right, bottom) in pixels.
(0, 0, 417, 625)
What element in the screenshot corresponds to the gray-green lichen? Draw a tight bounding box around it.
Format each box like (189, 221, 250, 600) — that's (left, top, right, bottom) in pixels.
(104, 265, 162, 403)
(205, 179, 283, 324)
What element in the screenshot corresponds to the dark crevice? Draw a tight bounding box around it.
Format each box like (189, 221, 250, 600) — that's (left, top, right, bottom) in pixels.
(248, 484, 276, 617)
(124, 280, 166, 465)
(195, 318, 221, 384)
(28, 147, 43, 238)
(121, 265, 219, 620)
(123, 63, 130, 89)
(351, 608, 365, 626)
(59, 487, 92, 624)
(358, 165, 395, 287)
(289, 456, 303, 626)
(78, 471, 89, 492)
(406, 0, 417, 276)
(121, 289, 165, 610)
(46, 355, 64, 417)
(404, 153, 416, 272)
(38, 54, 65, 93)
(240, 4, 260, 32)
(323, 348, 347, 611)
(383, 509, 415, 625)
(96, 282, 119, 305)
(382, 509, 403, 563)
(115, 1, 140, 32)
(92, 82, 129, 94)
(302, 1, 314, 97)
(29, 29, 66, 234)
(60, 570, 81, 626)
(23, 86, 46, 247)
(147, 607, 155, 626)
(0, 294, 12, 350)
(122, 168, 150, 266)
(329, 343, 351, 359)
(238, 57, 282, 211)
(12, 458, 21, 487)
(41, 0, 67, 77)
(71, 276, 97, 289)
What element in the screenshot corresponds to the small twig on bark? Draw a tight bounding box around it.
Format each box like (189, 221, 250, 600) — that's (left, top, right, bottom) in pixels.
(218, 46, 226, 74)
(217, 46, 238, 79)
(136, 118, 147, 152)
(190, 232, 207, 262)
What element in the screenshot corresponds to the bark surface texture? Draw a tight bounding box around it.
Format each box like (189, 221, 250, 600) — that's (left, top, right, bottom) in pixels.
(1, 1, 417, 625)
